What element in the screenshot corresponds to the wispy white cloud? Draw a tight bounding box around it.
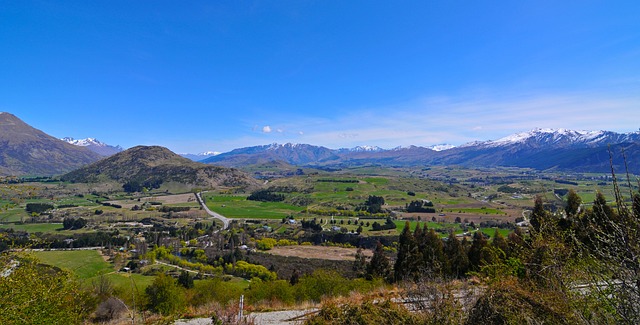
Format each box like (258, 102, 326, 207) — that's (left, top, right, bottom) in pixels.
(211, 90, 640, 152)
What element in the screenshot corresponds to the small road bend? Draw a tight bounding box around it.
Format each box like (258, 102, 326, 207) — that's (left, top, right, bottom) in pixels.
(195, 192, 231, 231)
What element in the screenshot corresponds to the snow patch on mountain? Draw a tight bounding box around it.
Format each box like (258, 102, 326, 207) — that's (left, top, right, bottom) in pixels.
(428, 144, 456, 151)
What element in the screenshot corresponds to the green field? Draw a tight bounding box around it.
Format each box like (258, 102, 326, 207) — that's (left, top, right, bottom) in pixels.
(33, 250, 113, 279)
(0, 222, 62, 232)
(205, 195, 304, 219)
(32, 250, 156, 290)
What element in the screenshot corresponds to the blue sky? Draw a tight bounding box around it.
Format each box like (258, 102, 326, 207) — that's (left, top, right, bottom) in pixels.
(2, 1, 640, 153)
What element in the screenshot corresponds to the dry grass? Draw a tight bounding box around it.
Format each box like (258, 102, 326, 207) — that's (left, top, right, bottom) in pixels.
(266, 245, 373, 261)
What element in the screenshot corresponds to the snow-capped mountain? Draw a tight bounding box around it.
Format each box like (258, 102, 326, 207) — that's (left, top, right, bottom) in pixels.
(428, 144, 456, 151)
(180, 151, 221, 161)
(199, 128, 640, 173)
(62, 137, 123, 156)
(475, 128, 640, 149)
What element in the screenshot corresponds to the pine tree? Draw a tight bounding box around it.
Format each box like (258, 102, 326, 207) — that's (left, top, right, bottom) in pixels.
(530, 195, 547, 233)
(565, 189, 582, 217)
(445, 231, 469, 277)
(394, 222, 422, 282)
(468, 231, 489, 271)
(423, 228, 445, 276)
(367, 241, 391, 281)
(491, 228, 509, 258)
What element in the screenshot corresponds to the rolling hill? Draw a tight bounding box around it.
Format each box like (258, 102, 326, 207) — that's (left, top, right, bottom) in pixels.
(60, 145, 259, 190)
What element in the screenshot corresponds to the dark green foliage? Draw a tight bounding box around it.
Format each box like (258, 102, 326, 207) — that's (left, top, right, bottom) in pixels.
(422, 228, 445, 276)
(394, 222, 422, 282)
(358, 195, 385, 214)
(529, 195, 547, 233)
(160, 205, 191, 212)
(371, 217, 396, 231)
(467, 231, 489, 272)
(367, 241, 391, 280)
(301, 219, 323, 231)
(444, 232, 469, 277)
(62, 217, 87, 230)
(177, 270, 194, 289)
(406, 200, 436, 213)
(247, 189, 285, 202)
(25, 202, 54, 214)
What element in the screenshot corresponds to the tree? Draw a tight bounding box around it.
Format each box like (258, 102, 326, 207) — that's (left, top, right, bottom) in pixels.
(177, 270, 194, 289)
(394, 222, 422, 282)
(468, 232, 489, 272)
(367, 241, 391, 280)
(529, 195, 547, 233)
(422, 228, 445, 276)
(145, 273, 186, 316)
(444, 232, 469, 277)
(564, 189, 582, 218)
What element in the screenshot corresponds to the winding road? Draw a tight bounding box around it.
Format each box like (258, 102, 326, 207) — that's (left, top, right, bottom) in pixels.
(195, 192, 230, 231)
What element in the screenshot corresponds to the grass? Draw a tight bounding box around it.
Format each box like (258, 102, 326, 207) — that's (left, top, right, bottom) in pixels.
(33, 250, 113, 279)
(204, 194, 304, 219)
(33, 250, 156, 291)
(0, 222, 62, 233)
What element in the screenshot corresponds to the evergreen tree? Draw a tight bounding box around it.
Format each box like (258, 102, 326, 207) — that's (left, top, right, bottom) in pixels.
(177, 270, 194, 289)
(564, 189, 582, 218)
(468, 231, 489, 271)
(352, 248, 367, 276)
(491, 228, 509, 257)
(367, 241, 391, 281)
(394, 222, 422, 282)
(423, 228, 445, 276)
(445, 231, 469, 277)
(530, 195, 547, 233)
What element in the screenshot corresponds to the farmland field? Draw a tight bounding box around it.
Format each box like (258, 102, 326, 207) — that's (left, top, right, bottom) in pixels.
(204, 194, 304, 219)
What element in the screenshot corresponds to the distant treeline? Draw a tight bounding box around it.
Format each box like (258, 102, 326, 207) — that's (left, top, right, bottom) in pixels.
(25, 203, 54, 214)
(159, 206, 191, 213)
(247, 189, 285, 202)
(405, 200, 436, 213)
(555, 179, 579, 186)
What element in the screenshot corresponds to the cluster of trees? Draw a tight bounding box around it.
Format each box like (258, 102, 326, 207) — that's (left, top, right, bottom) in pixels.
(356, 195, 385, 214)
(405, 200, 436, 213)
(370, 217, 397, 231)
(159, 205, 191, 213)
(301, 219, 323, 232)
(247, 189, 285, 202)
(62, 217, 87, 230)
(358, 177, 640, 323)
(25, 202, 54, 214)
(122, 178, 163, 193)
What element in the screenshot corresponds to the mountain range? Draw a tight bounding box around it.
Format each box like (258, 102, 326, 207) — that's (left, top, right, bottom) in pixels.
(2, 111, 640, 176)
(202, 128, 640, 173)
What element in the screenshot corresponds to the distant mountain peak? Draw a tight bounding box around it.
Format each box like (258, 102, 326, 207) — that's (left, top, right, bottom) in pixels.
(62, 137, 123, 156)
(427, 144, 456, 151)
